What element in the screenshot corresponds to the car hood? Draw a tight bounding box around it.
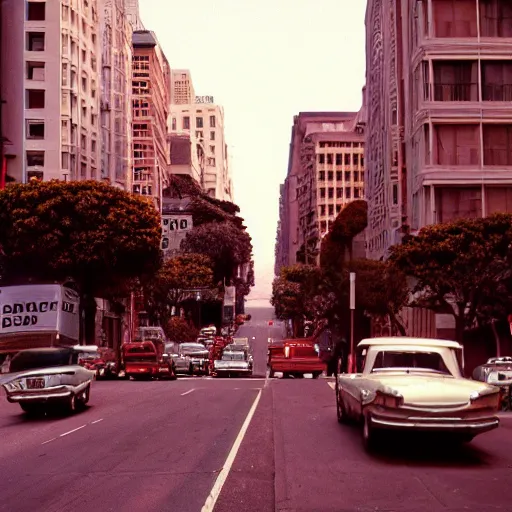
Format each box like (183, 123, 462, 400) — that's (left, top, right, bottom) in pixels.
(182, 351, 208, 358)
(0, 365, 90, 386)
(366, 373, 496, 406)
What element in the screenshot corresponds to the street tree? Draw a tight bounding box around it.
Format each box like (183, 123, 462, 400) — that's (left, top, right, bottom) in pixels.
(164, 316, 199, 343)
(143, 253, 214, 326)
(180, 221, 253, 284)
(0, 180, 161, 296)
(389, 213, 512, 342)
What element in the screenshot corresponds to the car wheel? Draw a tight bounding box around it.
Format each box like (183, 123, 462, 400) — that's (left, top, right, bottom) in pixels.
(336, 389, 348, 424)
(362, 414, 378, 451)
(77, 385, 90, 409)
(65, 394, 77, 414)
(312, 372, 321, 379)
(268, 368, 275, 378)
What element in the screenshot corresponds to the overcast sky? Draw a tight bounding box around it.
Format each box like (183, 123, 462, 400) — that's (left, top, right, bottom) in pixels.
(139, 0, 367, 306)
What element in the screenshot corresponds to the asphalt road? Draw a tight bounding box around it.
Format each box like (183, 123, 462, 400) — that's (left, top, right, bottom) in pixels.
(1, 308, 512, 512)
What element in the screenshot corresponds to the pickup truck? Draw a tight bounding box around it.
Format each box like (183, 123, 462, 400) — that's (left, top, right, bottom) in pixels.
(268, 338, 324, 378)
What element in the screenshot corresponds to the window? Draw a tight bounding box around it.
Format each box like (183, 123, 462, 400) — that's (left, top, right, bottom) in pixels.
(336, 204, 341, 213)
(26, 61, 45, 81)
(91, 140, 96, 152)
(344, 153, 350, 166)
(483, 124, 512, 166)
(318, 170, 325, 181)
(354, 171, 359, 182)
(26, 89, 45, 108)
(320, 205, 326, 216)
(435, 187, 482, 222)
(81, 134, 87, 150)
(27, 32, 45, 51)
(353, 154, 359, 166)
(336, 171, 342, 180)
(486, 187, 512, 215)
(318, 154, 325, 164)
(328, 205, 334, 216)
(344, 171, 351, 181)
(335, 154, 342, 165)
(207, 157, 216, 166)
(182, 116, 190, 129)
(26, 120, 45, 139)
(336, 187, 342, 198)
(81, 76, 87, 91)
(209, 145, 215, 155)
(27, 2, 46, 21)
(432, 0, 477, 37)
(209, 115, 216, 127)
(26, 150, 44, 166)
(171, 118, 176, 130)
(434, 124, 480, 165)
(372, 351, 450, 374)
(80, 163, 87, 178)
(392, 184, 399, 205)
(433, 61, 478, 101)
(196, 117, 203, 128)
(328, 188, 334, 199)
(327, 171, 333, 181)
(210, 131, 215, 141)
(61, 152, 69, 169)
(482, 61, 512, 101)
(327, 154, 333, 165)
(480, 0, 512, 37)
(320, 188, 326, 199)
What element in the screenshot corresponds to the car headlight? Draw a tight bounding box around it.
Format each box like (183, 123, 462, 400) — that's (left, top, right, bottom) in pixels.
(470, 391, 500, 409)
(3, 379, 22, 392)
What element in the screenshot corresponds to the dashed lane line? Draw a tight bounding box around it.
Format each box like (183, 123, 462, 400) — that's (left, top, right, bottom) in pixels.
(40, 418, 104, 445)
(327, 381, 336, 390)
(181, 389, 195, 396)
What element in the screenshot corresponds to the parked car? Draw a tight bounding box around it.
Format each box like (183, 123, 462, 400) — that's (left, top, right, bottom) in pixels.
(165, 342, 191, 375)
(473, 356, 512, 410)
(1, 347, 95, 415)
(336, 337, 501, 451)
(179, 343, 209, 375)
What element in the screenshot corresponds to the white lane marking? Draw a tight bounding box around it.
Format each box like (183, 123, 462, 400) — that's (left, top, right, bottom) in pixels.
(181, 388, 195, 396)
(41, 437, 56, 445)
(91, 418, 104, 424)
(60, 424, 87, 437)
(201, 389, 262, 512)
(327, 382, 336, 390)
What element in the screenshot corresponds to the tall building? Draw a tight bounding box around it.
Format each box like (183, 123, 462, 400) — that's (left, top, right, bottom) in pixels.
(100, 0, 133, 189)
(131, 30, 171, 210)
(124, 0, 144, 31)
(169, 98, 234, 201)
(365, 0, 512, 261)
(275, 112, 366, 272)
(1, 0, 102, 183)
(365, 0, 512, 338)
(170, 69, 195, 105)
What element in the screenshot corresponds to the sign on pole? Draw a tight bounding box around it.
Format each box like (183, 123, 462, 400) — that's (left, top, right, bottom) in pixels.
(349, 272, 356, 310)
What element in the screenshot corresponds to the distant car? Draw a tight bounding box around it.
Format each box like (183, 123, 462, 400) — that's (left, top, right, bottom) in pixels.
(336, 337, 501, 450)
(1, 347, 95, 415)
(213, 346, 253, 378)
(268, 320, 274, 326)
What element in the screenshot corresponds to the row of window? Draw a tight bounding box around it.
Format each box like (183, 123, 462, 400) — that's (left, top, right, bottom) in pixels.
(422, 123, 512, 167)
(174, 115, 216, 130)
(318, 187, 364, 200)
(318, 153, 364, 166)
(319, 170, 364, 182)
(26, 149, 97, 175)
(319, 142, 364, 148)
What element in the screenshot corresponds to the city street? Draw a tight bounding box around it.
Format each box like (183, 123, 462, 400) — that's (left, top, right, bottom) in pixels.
(1, 309, 512, 512)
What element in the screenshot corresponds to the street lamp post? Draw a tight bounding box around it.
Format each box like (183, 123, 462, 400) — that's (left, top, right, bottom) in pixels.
(349, 272, 356, 373)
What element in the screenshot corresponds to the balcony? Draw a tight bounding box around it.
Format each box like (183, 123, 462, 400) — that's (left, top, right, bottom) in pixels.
(433, 83, 477, 102)
(482, 84, 512, 102)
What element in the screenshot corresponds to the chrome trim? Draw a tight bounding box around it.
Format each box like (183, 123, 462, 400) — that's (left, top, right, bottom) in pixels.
(371, 415, 499, 433)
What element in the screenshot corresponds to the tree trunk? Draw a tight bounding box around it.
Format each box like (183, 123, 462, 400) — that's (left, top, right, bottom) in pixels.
(347, 240, 353, 262)
(454, 313, 465, 344)
(389, 312, 406, 336)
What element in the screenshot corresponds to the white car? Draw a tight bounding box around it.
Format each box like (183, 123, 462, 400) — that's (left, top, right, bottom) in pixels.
(1, 347, 95, 415)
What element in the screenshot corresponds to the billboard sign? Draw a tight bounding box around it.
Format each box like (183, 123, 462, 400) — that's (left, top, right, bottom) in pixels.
(0, 285, 80, 340)
(161, 214, 193, 257)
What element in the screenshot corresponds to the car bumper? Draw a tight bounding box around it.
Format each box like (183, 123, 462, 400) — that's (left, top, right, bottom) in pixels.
(6, 383, 89, 404)
(370, 411, 500, 435)
(214, 368, 252, 374)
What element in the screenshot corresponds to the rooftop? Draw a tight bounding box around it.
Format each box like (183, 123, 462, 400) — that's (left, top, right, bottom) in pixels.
(358, 337, 462, 349)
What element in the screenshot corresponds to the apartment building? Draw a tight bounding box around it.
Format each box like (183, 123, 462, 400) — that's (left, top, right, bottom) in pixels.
(275, 112, 365, 271)
(124, 0, 144, 31)
(365, 0, 512, 260)
(131, 30, 170, 210)
(1, 0, 102, 183)
(170, 69, 195, 105)
(100, 0, 133, 189)
(169, 99, 234, 201)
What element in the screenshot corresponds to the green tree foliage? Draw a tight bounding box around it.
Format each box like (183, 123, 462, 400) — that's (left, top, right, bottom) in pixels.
(143, 253, 214, 326)
(389, 213, 512, 342)
(164, 316, 199, 342)
(181, 221, 252, 284)
(0, 180, 161, 295)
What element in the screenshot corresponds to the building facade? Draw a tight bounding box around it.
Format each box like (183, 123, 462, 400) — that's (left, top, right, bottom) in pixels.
(100, 0, 133, 189)
(124, 0, 144, 31)
(1, 0, 102, 183)
(131, 30, 170, 210)
(170, 69, 195, 105)
(365, 0, 512, 261)
(169, 98, 234, 201)
(275, 112, 366, 272)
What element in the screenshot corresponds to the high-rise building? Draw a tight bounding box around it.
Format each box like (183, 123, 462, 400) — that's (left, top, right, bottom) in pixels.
(100, 0, 133, 189)
(275, 112, 366, 272)
(365, 0, 512, 260)
(124, 0, 144, 31)
(169, 98, 234, 201)
(170, 69, 195, 105)
(131, 30, 171, 210)
(1, 0, 102, 183)
(364, 0, 512, 338)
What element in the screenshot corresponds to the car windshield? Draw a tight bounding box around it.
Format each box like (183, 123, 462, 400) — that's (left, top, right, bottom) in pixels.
(181, 344, 207, 352)
(9, 350, 73, 372)
(371, 351, 451, 375)
(222, 352, 245, 361)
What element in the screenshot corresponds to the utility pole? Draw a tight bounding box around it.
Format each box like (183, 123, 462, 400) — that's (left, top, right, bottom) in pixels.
(349, 272, 356, 372)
